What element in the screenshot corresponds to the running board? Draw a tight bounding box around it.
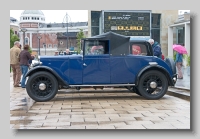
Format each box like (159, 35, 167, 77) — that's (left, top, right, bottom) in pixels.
(69, 84, 135, 87)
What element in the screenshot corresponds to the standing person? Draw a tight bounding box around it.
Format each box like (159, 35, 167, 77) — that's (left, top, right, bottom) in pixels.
(59, 50, 64, 55)
(10, 41, 21, 87)
(19, 44, 22, 50)
(148, 39, 162, 59)
(19, 45, 35, 88)
(175, 52, 183, 79)
(54, 51, 59, 56)
(65, 49, 70, 55)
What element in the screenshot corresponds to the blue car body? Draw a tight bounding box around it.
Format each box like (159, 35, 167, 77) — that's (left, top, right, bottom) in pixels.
(25, 32, 177, 101)
(36, 54, 173, 85)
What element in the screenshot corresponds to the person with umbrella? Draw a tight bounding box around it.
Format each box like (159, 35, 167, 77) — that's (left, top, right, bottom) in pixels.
(175, 52, 183, 79)
(173, 44, 188, 79)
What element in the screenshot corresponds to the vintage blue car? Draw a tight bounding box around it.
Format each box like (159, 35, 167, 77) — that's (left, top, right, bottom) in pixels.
(25, 32, 177, 102)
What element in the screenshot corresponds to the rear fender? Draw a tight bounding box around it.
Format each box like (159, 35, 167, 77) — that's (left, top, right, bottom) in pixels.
(136, 65, 175, 86)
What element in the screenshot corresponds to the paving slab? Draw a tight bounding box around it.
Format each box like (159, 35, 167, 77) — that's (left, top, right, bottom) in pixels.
(10, 75, 190, 129)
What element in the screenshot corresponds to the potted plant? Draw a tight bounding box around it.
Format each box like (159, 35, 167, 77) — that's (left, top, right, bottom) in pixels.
(173, 51, 177, 61)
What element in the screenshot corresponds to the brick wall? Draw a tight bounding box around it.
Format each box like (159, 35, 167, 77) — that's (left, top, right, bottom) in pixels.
(32, 33, 58, 49)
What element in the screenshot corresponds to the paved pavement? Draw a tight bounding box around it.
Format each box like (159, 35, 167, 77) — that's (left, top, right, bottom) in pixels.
(175, 67, 190, 90)
(10, 72, 190, 129)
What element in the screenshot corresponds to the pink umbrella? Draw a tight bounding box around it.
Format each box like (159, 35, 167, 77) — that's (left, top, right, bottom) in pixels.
(173, 44, 188, 54)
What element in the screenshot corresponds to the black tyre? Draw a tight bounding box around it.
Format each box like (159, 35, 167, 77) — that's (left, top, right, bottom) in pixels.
(126, 86, 142, 96)
(26, 71, 58, 102)
(138, 70, 168, 100)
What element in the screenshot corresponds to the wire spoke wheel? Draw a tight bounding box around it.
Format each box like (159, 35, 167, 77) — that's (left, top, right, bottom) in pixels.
(138, 70, 168, 100)
(31, 76, 52, 97)
(26, 71, 58, 102)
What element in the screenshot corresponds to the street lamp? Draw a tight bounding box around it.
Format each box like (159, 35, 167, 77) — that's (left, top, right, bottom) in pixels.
(63, 13, 72, 49)
(43, 43, 46, 55)
(37, 36, 42, 55)
(21, 28, 27, 47)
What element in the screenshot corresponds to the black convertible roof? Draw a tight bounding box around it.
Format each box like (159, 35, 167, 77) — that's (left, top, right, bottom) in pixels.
(84, 31, 130, 56)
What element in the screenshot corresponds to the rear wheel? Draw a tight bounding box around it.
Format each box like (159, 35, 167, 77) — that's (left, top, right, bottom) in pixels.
(138, 70, 168, 100)
(26, 71, 58, 102)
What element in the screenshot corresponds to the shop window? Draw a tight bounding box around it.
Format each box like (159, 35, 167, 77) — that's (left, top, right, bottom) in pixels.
(48, 44, 52, 48)
(151, 14, 161, 28)
(25, 37, 29, 45)
(151, 29, 160, 44)
(54, 44, 57, 48)
(43, 44, 46, 48)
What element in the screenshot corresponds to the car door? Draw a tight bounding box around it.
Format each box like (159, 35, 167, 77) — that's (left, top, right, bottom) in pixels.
(110, 42, 150, 84)
(82, 40, 110, 84)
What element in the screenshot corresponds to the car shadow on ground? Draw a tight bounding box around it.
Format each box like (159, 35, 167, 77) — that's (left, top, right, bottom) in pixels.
(51, 89, 170, 102)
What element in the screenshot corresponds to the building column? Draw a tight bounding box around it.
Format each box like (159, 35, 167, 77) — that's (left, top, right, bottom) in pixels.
(88, 10, 91, 37)
(185, 23, 190, 55)
(20, 32, 23, 46)
(168, 26, 173, 58)
(30, 32, 32, 48)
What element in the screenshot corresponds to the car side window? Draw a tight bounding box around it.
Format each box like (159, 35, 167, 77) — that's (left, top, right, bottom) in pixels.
(131, 44, 147, 56)
(84, 40, 109, 56)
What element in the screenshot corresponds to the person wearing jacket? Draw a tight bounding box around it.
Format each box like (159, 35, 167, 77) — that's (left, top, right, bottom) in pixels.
(10, 41, 22, 87)
(19, 45, 34, 88)
(148, 39, 162, 59)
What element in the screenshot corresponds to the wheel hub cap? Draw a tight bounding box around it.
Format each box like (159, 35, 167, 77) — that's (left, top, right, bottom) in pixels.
(150, 81, 157, 89)
(39, 83, 46, 90)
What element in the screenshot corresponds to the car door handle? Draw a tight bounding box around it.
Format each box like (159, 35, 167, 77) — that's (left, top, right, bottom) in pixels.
(83, 63, 87, 66)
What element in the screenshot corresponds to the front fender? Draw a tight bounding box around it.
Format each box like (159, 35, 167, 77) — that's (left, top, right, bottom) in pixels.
(25, 66, 68, 86)
(136, 65, 175, 86)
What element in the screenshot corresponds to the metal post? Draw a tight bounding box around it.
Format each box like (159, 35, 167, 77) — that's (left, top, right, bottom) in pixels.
(45, 44, 46, 55)
(63, 13, 71, 49)
(66, 13, 68, 49)
(23, 32, 25, 46)
(39, 38, 40, 55)
(21, 28, 27, 47)
(37, 36, 42, 55)
(43, 43, 46, 55)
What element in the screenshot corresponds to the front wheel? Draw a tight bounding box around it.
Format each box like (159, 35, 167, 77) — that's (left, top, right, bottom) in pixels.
(138, 70, 168, 100)
(26, 71, 58, 102)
